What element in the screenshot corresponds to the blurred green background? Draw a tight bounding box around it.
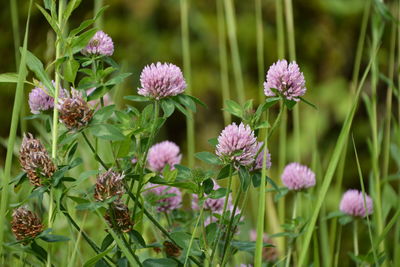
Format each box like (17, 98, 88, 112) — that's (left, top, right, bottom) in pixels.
(0, 0, 394, 201)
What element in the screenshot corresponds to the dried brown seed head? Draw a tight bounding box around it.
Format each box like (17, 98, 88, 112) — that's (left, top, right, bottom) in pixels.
(11, 207, 43, 243)
(19, 133, 56, 186)
(94, 169, 125, 202)
(104, 201, 133, 233)
(58, 89, 93, 131)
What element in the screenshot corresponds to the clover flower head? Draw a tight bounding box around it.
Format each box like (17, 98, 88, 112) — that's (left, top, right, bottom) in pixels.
(252, 142, 272, 171)
(340, 189, 373, 217)
(11, 207, 43, 242)
(19, 133, 56, 186)
(104, 201, 133, 232)
(216, 123, 258, 166)
(28, 82, 66, 114)
(94, 169, 125, 202)
(58, 89, 94, 130)
(281, 162, 315, 191)
(264, 59, 306, 101)
(147, 141, 182, 172)
(138, 62, 186, 99)
(145, 184, 182, 213)
(81, 30, 114, 56)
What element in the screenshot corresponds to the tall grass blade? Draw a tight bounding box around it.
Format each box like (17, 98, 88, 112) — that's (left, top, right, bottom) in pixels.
(0, 0, 33, 261)
(298, 48, 377, 266)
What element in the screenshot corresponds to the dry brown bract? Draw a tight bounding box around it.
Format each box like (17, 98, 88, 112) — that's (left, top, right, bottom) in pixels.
(94, 169, 125, 202)
(58, 89, 93, 131)
(11, 207, 43, 243)
(19, 133, 56, 186)
(104, 201, 133, 233)
(163, 241, 181, 258)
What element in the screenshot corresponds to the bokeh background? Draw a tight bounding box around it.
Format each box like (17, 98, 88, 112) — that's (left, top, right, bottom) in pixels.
(0, 0, 398, 264)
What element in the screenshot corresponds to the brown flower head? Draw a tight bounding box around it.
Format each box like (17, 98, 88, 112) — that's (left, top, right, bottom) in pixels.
(94, 169, 125, 202)
(163, 241, 181, 257)
(11, 207, 43, 243)
(58, 89, 93, 130)
(104, 201, 133, 233)
(19, 133, 57, 186)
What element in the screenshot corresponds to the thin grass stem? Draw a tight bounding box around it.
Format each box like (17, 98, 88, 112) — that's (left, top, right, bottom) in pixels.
(0, 0, 32, 261)
(180, 0, 195, 168)
(217, 0, 231, 125)
(223, 0, 245, 104)
(184, 204, 204, 267)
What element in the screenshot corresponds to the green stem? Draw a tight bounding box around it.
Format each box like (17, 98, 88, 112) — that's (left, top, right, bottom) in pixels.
(132, 101, 159, 218)
(333, 224, 342, 267)
(223, 0, 245, 104)
(255, 0, 264, 101)
(217, 0, 231, 125)
(82, 131, 108, 169)
(210, 165, 233, 264)
(285, 194, 298, 267)
(59, 203, 113, 266)
(184, 204, 204, 267)
(0, 0, 32, 260)
(221, 186, 249, 266)
(268, 102, 284, 139)
(221, 186, 243, 265)
(94, 0, 104, 29)
(353, 220, 359, 260)
(180, 0, 195, 168)
(254, 145, 270, 266)
(124, 188, 201, 266)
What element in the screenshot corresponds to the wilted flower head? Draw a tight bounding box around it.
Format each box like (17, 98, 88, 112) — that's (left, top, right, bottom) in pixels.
(94, 169, 125, 202)
(252, 142, 272, 171)
(163, 241, 181, 257)
(81, 30, 114, 56)
(104, 201, 133, 232)
(138, 62, 186, 99)
(144, 184, 182, 213)
(28, 82, 66, 114)
(11, 207, 43, 242)
(216, 123, 258, 166)
(264, 59, 306, 101)
(192, 183, 224, 212)
(249, 230, 278, 262)
(340, 189, 373, 217)
(281, 162, 315, 191)
(147, 141, 182, 172)
(58, 89, 94, 130)
(19, 133, 56, 186)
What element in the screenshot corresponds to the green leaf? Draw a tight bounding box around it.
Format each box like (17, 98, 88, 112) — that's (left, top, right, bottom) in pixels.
(186, 94, 207, 108)
(299, 97, 318, 110)
(177, 94, 196, 112)
(161, 99, 175, 117)
(143, 258, 178, 267)
(24, 49, 54, 95)
(124, 95, 149, 102)
(71, 28, 97, 54)
(100, 234, 114, 251)
(209, 188, 227, 199)
(238, 166, 251, 191)
(0, 73, 19, 83)
(83, 246, 113, 267)
(283, 98, 297, 110)
(36, 4, 62, 36)
(104, 73, 132, 86)
(224, 99, 243, 118)
(30, 241, 47, 262)
(195, 152, 222, 165)
(203, 178, 214, 194)
(217, 164, 231, 180)
(90, 124, 125, 141)
(64, 58, 80, 83)
(63, 0, 82, 22)
(39, 234, 70, 243)
(128, 230, 146, 247)
(207, 137, 218, 147)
